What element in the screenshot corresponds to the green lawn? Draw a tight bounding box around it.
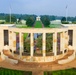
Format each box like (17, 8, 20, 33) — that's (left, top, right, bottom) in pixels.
(49, 24, 62, 28)
(34, 21, 42, 28)
(16, 24, 31, 28)
(45, 24, 62, 28)
(0, 68, 32, 75)
(0, 68, 76, 75)
(16, 23, 62, 28)
(44, 68, 76, 75)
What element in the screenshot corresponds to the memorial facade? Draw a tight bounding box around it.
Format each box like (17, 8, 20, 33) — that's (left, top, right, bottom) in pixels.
(0, 26, 75, 62)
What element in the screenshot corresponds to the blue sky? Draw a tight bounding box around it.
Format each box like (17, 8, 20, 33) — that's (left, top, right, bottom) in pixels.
(0, 0, 76, 17)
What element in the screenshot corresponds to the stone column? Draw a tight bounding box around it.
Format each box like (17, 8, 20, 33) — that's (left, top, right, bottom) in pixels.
(60, 32, 65, 54)
(30, 33, 34, 57)
(19, 32, 23, 58)
(9, 31, 12, 50)
(0, 30, 5, 60)
(43, 33, 46, 57)
(73, 30, 76, 51)
(12, 32, 16, 55)
(21, 33, 24, 53)
(53, 32, 57, 56)
(60, 32, 63, 52)
(65, 31, 69, 50)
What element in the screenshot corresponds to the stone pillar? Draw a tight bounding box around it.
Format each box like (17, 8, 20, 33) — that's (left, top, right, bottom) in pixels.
(0, 30, 5, 60)
(73, 30, 76, 51)
(60, 32, 65, 54)
(43, 33, 46, 57)
(9, 31, 13, 50)
(65, 31, 69, 50)
(53, 32, 57, 56)
(30, 33, 34, 57)
(12, 32, 16, 55)
(60, 32, 63, 52)
(21, 33, 24, 53)
(73, 30, 76, 57)
(19, 32, 23, 58)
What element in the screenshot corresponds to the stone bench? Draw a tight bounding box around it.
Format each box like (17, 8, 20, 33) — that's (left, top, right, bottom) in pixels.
(58, 51, 75, 64)
(5, 55, 18, 64)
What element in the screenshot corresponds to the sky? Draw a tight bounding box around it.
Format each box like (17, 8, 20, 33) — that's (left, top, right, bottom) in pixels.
(0, 0, 76, 17)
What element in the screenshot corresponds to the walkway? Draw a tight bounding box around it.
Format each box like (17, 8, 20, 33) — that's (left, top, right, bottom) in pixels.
(33, 21, 44, 28)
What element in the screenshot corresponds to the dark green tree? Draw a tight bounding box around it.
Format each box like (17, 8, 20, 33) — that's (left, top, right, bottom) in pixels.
(46, 33, 53, 52)
(72, 16, 76, 24)
(5, 15, 16, 23)
(61, 17, 66, 22)
(24, 38, 30, 52)
(36, 33, 53, 52)
(36, 35, 42, 50)
(41, 15, 50, 27)
(50, 15, 56, 21)
(61, 17, 69, 24)
(26, 15, 36, 27)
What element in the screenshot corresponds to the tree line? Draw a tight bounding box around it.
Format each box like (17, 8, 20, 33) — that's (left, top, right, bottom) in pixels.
(0, 13, 76, 25)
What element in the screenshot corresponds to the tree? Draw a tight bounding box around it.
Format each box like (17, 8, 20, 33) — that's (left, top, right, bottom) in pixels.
(5, 15, 16, 23)
(26, 15, 36, 27)
(24, 38, 30, 52)
(41, 15, 50, 27)
(36, 33, 53, 52)
(72, 17, 76, 24)
(46, 33, 53, 52)
(61, 17, 66, 22)
(61, 17, 69, 24)
(50, 15, 56, 21)
(36, 35, 42, 50)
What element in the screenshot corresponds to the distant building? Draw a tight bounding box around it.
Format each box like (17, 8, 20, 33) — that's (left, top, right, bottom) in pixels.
(17, 19, 26, 24)
(0, 20, 5, 23)
(51, 20, 61, 24)
(21, 20, 26, 24)
(68, 21, 72, 24)
(36, 16, 41, 21)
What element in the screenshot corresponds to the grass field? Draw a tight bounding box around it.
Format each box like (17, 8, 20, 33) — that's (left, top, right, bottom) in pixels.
(49, 24, 62, 28)
(44, 68, 76, 75)
(45, 24, 62, 28)
(1, 68, 76, 75)
(16, 24, 32, 28)
(0, 68, 32, 75)
(34, 21, 43, 28)
(16, 22, 62, 28)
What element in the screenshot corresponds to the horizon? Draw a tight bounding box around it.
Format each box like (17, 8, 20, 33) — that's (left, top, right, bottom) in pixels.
(0, 13, 75, 18)
(0, 0, 76, 17)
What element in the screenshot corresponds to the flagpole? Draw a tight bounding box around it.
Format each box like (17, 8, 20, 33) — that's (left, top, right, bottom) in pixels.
(9, 5, 11, 23)
(66, 5, 68, 22)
